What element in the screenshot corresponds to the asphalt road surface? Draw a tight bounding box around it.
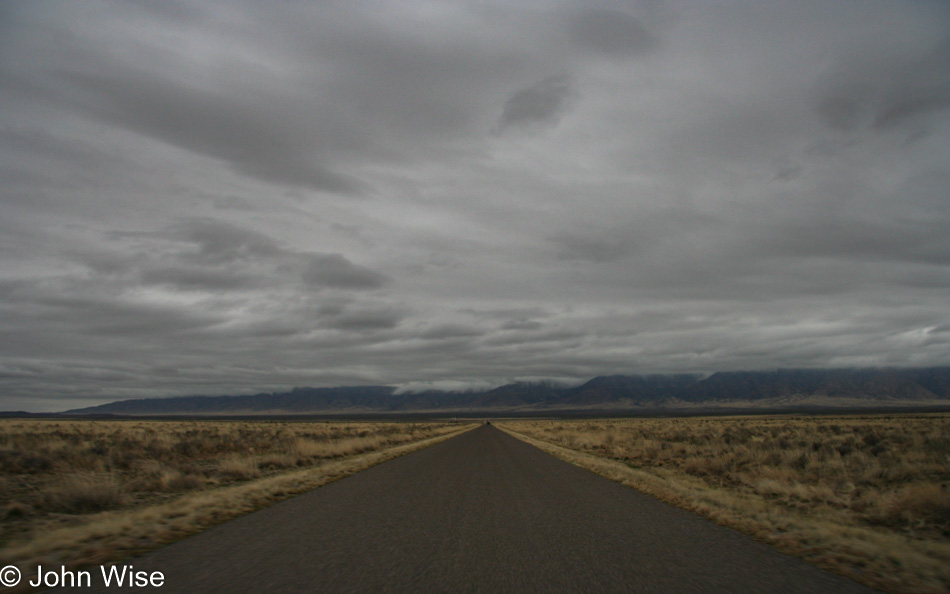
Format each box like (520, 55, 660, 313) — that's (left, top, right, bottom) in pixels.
(56, 425, 875, 593)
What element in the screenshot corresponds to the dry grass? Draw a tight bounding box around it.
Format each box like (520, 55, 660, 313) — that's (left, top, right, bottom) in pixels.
(500, 414, 950, 594)
(0, 418, 474, 590)
(41, 473, 125, 514)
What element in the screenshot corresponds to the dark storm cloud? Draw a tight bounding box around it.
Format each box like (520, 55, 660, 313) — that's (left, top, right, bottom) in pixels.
(495, 75, 576, 133)
(302, 254, 389, 290)
(161, 220, 283, 264)
(813, 39, 950, 131)
(1, 0, 949, 410)
(420, 324, 486, 340)
(500, 319, 545, 332)
(320, 308, 405, 332)
(138, 267, 255, 291)
(0, 276, 222, 352)
(1, 1, 517, 195)
(106, 219, 389, 292)
(57, 71, 363, 195)
(875, 41, 950, 128)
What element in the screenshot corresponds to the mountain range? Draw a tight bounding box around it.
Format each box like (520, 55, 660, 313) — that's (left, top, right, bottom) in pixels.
(60, 367, 950, 416)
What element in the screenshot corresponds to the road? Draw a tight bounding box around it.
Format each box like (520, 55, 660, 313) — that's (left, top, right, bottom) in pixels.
(58, 424, 874, 593)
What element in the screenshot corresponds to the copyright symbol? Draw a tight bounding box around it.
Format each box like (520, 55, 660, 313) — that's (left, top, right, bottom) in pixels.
(0, 566, 20, 587)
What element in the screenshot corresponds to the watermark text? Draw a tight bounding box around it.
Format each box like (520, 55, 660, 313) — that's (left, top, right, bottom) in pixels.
(1, 565, 164, 589)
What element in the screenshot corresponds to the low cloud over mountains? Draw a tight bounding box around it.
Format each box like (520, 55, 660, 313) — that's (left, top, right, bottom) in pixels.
(60, 368, 950, 416)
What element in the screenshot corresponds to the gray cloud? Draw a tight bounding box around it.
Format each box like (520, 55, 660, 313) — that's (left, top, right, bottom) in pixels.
(163, 220, 282, 264)
(302, 254, 390, 290)
(875, 41, 950, 128)
(568, 8, 657, 56)
(2, 0, 949, 410)
(420, 324, 486, 340)
(59, 71, 363, 194)
(320, 307, 405, 332)
(549, 232, 630, 263)
(814, 39, 950, 131)
(495, 75, 576, 133)
(105, 219, 390, 292)
(500, 319, 545, 332)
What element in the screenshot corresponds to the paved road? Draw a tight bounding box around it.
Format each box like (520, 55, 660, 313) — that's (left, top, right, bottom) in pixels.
(58, 425, 875, 593)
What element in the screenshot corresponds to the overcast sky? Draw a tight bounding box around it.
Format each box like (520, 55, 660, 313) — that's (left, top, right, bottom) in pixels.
(2, 1, 949, 411)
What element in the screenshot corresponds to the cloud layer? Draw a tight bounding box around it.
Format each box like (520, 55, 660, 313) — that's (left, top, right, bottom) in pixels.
(1, 1, 948, 410)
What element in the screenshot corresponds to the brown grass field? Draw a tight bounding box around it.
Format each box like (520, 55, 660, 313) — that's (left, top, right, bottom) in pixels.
(500, 414, 950, 593)
(0, 418, 474, 589)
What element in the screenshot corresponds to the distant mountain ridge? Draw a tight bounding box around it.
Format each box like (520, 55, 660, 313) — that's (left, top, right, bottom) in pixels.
(63, 367, 950, 415)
